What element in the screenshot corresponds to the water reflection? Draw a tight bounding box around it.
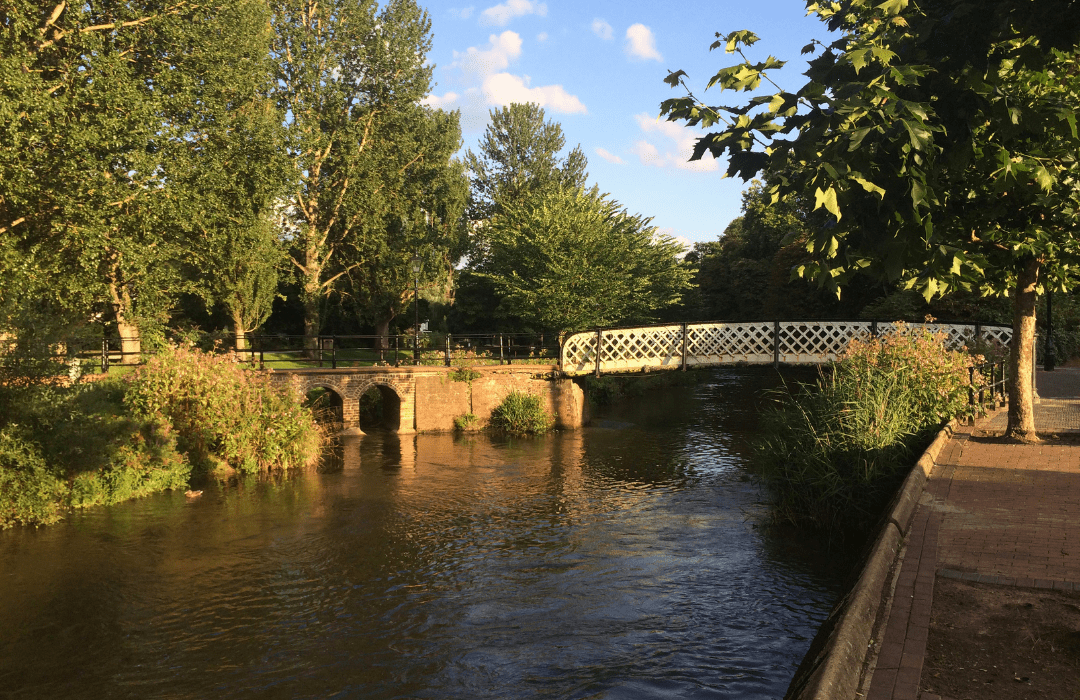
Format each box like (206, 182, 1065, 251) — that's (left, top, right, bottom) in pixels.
(0, 368, 853, 700)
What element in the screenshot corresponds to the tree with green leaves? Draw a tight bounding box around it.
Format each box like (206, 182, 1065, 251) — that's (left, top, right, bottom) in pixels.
(465, 102, 588, 223)
(268, 0, 437, 347)
(1, 1, 281, 360)
(478, 186, 693, 332)
(661, 0, 1080, 441)
(339, 105, 469, 346)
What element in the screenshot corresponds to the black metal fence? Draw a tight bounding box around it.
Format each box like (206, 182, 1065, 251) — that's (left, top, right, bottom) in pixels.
(228, 333, 561, 369)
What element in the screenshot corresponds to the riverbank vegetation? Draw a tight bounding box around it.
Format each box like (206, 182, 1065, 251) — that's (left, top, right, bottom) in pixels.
(489, 391, 554, 435)
(754, 325, 980, 531)
(0, 347, 321, 529)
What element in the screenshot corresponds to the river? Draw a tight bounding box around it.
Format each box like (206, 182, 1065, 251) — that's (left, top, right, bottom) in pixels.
(0, 368, 857, 699)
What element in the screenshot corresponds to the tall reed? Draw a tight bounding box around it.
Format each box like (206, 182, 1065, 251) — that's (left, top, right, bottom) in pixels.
(754, 323, 979, 530)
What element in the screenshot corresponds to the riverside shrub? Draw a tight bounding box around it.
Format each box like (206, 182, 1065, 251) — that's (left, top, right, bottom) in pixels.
(125, 346, 322, 474)
(490, 391, 553, 435)
(754, 323, 978, 531)
(0, 381, 191, 529)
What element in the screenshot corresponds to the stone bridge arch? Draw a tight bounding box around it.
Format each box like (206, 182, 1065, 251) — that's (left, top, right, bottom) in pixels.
(346, 376, 415, 433)
(268, 371, 416, 434)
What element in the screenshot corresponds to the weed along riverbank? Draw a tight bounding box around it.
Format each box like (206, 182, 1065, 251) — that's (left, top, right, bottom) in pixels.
(0, 346, 322, 529)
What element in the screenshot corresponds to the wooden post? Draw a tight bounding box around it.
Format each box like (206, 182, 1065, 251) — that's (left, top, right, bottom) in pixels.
(680, 322, 688, 371)
(331, 337, 337, 369)
(595, 328, 603, 377)
(445, 334, 451, 367)
(773, 320, 780, 369)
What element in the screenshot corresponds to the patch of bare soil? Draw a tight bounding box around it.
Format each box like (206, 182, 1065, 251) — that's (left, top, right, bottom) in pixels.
(921, 578, 1080, 700)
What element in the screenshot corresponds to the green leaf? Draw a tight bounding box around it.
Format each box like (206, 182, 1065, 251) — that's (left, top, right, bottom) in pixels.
(852, 176, 885, 198)
(950, 255, 962, 276)
(1033, 165, 1054, 192)
(814, 186, 842, 221)
(876, 0, 908, 16)
(848, 49, 869, 74)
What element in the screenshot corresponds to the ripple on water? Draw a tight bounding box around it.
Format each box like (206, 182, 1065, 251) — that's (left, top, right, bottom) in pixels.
(0, 368, 855, 700)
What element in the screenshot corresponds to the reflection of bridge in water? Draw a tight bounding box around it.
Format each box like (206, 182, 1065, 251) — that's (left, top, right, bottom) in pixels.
(559, 320, 1013, 376)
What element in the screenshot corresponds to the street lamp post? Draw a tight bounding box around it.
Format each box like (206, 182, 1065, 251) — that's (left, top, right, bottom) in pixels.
(412, 254, 421, 365)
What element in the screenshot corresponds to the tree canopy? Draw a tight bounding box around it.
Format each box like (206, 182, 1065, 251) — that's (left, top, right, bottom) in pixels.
(464, 102, 588, 223)
(478, 186, 693, 332)
(661, 0, 1080, 440)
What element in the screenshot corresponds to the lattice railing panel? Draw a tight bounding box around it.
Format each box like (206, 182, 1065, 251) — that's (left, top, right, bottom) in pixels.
(559, 322, 1012, 375)
(686, 323, 774, 364)
(600, 326, 683, 372)
(778, 322, 873, 362)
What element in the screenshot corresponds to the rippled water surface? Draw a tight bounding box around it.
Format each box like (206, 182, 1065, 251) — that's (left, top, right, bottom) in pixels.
(0, 368, 857, 699)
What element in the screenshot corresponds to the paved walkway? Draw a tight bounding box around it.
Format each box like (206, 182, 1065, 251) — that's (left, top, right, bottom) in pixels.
(865, 369, 1080, 700)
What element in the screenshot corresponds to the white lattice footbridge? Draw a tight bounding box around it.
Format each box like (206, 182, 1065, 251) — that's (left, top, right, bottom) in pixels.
(559, 321, 1012, 376)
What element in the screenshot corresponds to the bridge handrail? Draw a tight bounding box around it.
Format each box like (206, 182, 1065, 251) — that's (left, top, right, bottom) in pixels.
(560, 319, 1013, 377)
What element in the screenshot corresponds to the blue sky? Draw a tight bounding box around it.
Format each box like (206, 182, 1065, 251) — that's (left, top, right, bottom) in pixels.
(420, 0, 833, 249)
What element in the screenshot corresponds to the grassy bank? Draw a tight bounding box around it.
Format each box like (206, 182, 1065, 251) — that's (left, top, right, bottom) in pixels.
(753, 323, 980, 531)
(0, 346, 323, 529)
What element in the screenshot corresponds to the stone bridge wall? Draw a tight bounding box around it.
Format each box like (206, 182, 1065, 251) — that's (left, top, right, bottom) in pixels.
(268, 365, 585, 433)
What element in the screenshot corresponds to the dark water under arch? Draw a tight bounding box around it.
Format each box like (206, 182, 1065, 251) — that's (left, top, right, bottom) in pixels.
(0, 367, 857, 699)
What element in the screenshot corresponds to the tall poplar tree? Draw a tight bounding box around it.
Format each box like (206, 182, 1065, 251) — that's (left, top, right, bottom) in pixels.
(268, 0, 436, 346)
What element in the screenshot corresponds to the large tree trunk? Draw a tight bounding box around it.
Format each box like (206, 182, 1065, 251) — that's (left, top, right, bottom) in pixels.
(107, 279, 141, 364)
(301, 256, 322, 360)
(231, 308, 250, 362)
(1006, 257, 1040, 443)
(374, 314, 394, 352)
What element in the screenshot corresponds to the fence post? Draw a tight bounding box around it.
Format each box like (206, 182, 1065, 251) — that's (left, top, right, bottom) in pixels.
(968, 366, 976, 413)
(102, 339, 109, 374)
(259, 347, 264, 370)
(331, 337, 337, 370)
(595, 328, 603, 377)
(499, 334, 505, 364)
(681, 322, 688, 371)
(773, 321, 780, 369)
(445, 334, 451, 367)
(395, 336, 400, 367)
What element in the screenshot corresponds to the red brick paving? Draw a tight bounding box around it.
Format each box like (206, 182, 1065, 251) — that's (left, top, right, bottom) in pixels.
(864, 391, 1080, 700)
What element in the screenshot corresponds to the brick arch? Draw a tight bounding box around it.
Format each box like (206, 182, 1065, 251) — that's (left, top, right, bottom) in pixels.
(300, 381, 347, 423)
(347, 377, 415, 433)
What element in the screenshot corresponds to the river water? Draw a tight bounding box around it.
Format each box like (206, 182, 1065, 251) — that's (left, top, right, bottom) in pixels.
(0, 368, 857, 700)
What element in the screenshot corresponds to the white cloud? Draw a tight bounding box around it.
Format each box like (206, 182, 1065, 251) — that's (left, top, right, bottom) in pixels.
(449, 6, 475, 19)
(632, 113, 718, 172)
(480, 0, 547, 26)
(625, 23, 662, 62)
(537, 31, 548, 42)
(483, 73, 587, 113)
(594, 147, 625, 165)
(454, 30, 523, 77)
(421, 91, 460, 110)
(652, 228, 693, 258)
(424, 32, 587, 124)
(591, 18, 613, 40)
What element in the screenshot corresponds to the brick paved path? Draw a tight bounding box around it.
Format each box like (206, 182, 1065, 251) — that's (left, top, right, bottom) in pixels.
(864, 369, 1080, 700)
